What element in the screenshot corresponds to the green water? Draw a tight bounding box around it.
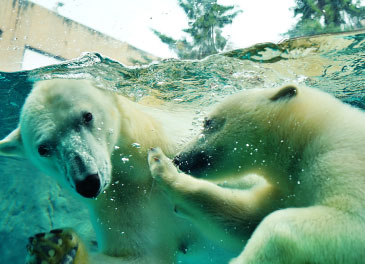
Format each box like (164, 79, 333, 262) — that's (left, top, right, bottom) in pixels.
(0, 29, 364, 263)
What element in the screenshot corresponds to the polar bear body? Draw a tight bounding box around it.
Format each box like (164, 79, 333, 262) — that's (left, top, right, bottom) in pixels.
(0, 79, 230, 263)
(148, 85, 365, 263)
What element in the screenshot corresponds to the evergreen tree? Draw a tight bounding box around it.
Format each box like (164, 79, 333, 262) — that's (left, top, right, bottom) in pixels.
(153, 0, 242, 59)
(285, 0, 365, 38)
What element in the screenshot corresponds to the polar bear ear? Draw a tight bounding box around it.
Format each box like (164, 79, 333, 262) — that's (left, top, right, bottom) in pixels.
(0, 127, 25, 158)
(270, 85, 298, 101)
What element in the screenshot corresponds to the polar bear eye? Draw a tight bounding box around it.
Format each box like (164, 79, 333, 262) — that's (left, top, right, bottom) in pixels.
(203, 118, 213, 129)
(83, 112, 93, 124)
(38, 145, 51, 157)
(203, 117, 225, 133)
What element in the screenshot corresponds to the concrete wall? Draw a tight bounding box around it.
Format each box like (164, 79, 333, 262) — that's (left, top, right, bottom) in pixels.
(0, 0, 159, 72)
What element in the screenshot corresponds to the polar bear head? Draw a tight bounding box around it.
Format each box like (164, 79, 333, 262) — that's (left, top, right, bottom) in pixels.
(0, 79, 121, 198)
(173, 84, 324, 179)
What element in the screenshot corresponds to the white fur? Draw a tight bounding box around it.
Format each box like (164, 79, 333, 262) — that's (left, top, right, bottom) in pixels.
(148, 85, 365, 263)
(0, 79, 222, 264)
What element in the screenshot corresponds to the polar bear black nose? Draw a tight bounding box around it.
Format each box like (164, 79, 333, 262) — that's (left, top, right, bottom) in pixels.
(173, 152, 209, 176)
(75, 173, 101, 198)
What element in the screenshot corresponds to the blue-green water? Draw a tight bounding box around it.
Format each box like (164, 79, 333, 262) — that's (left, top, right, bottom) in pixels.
(0, 29, 364, 263)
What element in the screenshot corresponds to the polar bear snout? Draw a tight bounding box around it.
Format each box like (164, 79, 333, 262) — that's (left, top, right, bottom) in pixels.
(75, 173, 101, 198)
(173, 151, 211, 177)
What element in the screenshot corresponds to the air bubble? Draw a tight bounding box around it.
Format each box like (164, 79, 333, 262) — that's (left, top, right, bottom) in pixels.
(131, 143, 141, 148)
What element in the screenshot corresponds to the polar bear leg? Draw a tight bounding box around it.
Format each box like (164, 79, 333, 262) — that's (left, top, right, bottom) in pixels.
(148, 147, 276, 214)
(230, 206, 365, 264)
(148, 148, 279, 245)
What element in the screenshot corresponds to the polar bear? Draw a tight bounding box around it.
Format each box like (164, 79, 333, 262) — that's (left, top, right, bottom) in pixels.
(148, 84, 365, 264)
(0, 79, 231, 264)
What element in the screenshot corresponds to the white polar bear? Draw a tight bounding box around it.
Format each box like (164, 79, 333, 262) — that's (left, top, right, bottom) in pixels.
(148, 84, 365, 264)
(0, 79, 232, 264)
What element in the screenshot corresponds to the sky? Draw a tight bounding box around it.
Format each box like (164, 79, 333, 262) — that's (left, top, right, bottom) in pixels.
(31, 0, 295, 58)
(30, 0, 300, 58)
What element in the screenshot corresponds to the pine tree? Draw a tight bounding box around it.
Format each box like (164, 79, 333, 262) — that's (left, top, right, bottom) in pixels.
(285, 0, 365, 38)
(153, 0, 242, 59)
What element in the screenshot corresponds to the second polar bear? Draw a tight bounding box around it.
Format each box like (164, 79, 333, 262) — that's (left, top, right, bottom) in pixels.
(148, 84, 365, 263)
(0, 79, 233, 264)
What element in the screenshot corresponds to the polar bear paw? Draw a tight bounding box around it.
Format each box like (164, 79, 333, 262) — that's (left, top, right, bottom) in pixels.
(26, 228, 85, 264)
(148, 147, 179, 184)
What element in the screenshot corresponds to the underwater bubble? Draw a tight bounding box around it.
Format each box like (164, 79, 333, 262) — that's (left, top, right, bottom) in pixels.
(131, 143, 141, 148)
(297, 180, 301, 184)
(122, 157, 129, 163)
(114, 146, 120, 150)
(48, 249, 55, 257)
